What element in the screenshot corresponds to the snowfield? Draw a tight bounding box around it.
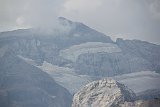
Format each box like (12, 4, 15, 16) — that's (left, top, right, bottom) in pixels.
(37, 61, 92, 94)
(18, 55, 92, 94)
(60, 42, 121, 62)
(18, 55, 160, 95)
(114, 71, 160, 94)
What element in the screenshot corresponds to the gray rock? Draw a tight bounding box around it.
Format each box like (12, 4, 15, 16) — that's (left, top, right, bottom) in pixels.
(72, 78, 135, 107)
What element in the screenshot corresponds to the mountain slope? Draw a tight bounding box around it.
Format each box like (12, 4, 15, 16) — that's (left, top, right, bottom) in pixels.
(0, 18, 160, 107)
(0, 52, 72, 107)
(116, 39, 160, 73)
(114, 71, 160, 94)
(0, 18, 159, 77)
(17, 55, 92, 94)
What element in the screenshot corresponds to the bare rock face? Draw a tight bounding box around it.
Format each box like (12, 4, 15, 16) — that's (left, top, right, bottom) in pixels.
(72, 78, 135, 107)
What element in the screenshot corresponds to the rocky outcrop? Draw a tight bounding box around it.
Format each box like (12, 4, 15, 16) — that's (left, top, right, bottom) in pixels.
(72, 78, 135, 107)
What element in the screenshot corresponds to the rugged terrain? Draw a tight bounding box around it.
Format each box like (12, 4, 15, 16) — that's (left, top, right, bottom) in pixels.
(0, 17, 160, 107)
(72, 78, 160, 107)
(72, 78, 136, 107)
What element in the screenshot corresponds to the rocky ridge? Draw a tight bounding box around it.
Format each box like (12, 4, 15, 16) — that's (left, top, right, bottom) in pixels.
(72, 78, 135, 107)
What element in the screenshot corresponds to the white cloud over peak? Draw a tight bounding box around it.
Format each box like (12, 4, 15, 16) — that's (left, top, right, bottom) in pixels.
(0, 0, 160, 44)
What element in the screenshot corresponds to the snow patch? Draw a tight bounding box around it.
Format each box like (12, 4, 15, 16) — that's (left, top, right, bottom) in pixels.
(17, 56, 92, 94)
(37, 61, 92, 94)
(114, 71, 160, 94)
(17, 55, 37, 65)
(60, 42, 121, 62)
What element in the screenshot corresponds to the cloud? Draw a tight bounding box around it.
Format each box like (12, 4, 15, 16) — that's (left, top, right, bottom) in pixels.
(60, 0, 160, 44)
(0, 0, 65, 32)
(64, 0, 103, 12)
(148, 0, 160, 19)
(0, 0, 160, 44)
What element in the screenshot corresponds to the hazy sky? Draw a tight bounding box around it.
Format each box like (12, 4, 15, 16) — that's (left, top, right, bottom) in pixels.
(0, 0, 160, 44)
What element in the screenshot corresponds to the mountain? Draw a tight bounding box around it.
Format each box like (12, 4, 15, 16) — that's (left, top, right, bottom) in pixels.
(0, 17, 160, 77)
(0, 52, 72, 107)
(72, 78, 136, 107)
(116, 38, 160, 73)
(0, 17, 160, 106)
(73, 39, 160, 76)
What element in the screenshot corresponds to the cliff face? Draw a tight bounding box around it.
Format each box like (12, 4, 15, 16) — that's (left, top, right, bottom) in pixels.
(72, 78, 136, 107)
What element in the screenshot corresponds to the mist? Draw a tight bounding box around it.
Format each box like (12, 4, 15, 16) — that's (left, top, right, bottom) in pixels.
(0, 0, 160, 44)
